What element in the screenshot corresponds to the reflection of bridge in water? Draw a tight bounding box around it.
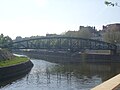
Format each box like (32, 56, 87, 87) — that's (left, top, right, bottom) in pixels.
(4, 37, 117, 54)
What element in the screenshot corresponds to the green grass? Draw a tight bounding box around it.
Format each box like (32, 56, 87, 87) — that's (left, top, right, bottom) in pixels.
(0, 56, 29, 67)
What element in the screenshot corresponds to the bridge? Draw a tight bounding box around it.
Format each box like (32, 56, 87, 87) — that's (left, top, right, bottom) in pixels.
(2, 36, 117, 54)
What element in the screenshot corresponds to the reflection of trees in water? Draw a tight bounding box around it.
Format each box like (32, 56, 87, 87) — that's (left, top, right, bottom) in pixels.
(25, 63, 120, 87)
(55, 63, 120, 81)
(24, 61, 120, 90)
(25, 64, 102, 89)
(2, 59, 120, 90)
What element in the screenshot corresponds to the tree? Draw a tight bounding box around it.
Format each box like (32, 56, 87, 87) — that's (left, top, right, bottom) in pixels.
(0, 34, 4, 46)
(3, 36, 13, 44)
(105, 1, 120, 7)
(0, 34, 12, 47)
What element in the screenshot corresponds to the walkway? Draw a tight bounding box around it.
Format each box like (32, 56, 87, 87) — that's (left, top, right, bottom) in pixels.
(91, 74, 120, 90)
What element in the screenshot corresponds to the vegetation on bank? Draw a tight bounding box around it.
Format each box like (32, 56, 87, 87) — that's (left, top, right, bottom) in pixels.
(0, 56, 29, 67)
(0, 34, 12, 47)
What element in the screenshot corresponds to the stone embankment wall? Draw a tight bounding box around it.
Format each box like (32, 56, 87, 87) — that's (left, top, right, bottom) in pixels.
(0, 49, 33, 81)
(0, 49, 14, 61)
(0, 60, 33, 81)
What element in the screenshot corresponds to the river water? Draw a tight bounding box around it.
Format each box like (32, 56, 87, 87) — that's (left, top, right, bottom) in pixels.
(1, 59, 120, 90)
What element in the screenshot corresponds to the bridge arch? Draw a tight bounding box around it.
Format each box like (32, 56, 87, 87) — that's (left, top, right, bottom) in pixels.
(5, 36, 117, 54)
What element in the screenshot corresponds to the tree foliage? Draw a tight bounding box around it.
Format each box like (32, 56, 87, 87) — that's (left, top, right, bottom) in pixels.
(105, 1, 120, 7)
(0, 34, 12, 47)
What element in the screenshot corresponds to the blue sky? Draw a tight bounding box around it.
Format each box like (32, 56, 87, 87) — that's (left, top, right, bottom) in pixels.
(0, 0, 120, 39)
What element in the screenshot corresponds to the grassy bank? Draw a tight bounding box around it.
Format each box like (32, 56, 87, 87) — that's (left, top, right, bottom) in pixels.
(0, 56, 29, 67)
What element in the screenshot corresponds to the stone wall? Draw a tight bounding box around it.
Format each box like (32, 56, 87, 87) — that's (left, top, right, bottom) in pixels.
(0, 49, 14, 61)
(0, 60, 33, 81)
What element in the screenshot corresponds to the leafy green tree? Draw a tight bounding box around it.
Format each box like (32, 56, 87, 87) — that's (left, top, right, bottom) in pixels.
(0, 34, 4, 46)
(3, 36, 13, 44)
(0, 34, 12, 47)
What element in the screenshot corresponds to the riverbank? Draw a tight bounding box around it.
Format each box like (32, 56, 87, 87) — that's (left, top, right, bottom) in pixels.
(14, 50, 120, 63)
(0, 60, 33, 81)
(0, 56, 29, 67)
(0, 49, 29, 67)
(0, 49, 33, 82)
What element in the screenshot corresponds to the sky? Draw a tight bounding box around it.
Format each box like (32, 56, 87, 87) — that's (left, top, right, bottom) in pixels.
(0, 0, 120, 39)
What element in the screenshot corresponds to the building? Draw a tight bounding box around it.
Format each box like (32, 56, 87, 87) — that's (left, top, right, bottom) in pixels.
(103, 23, 120, 32)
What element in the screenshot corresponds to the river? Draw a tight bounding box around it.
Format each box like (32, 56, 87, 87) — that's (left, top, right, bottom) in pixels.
(1, 58, 120, 90)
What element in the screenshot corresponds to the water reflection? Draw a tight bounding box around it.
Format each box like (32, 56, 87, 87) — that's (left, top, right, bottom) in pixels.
(49, 63, 120, 81)
(1, 59, 120, 90)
